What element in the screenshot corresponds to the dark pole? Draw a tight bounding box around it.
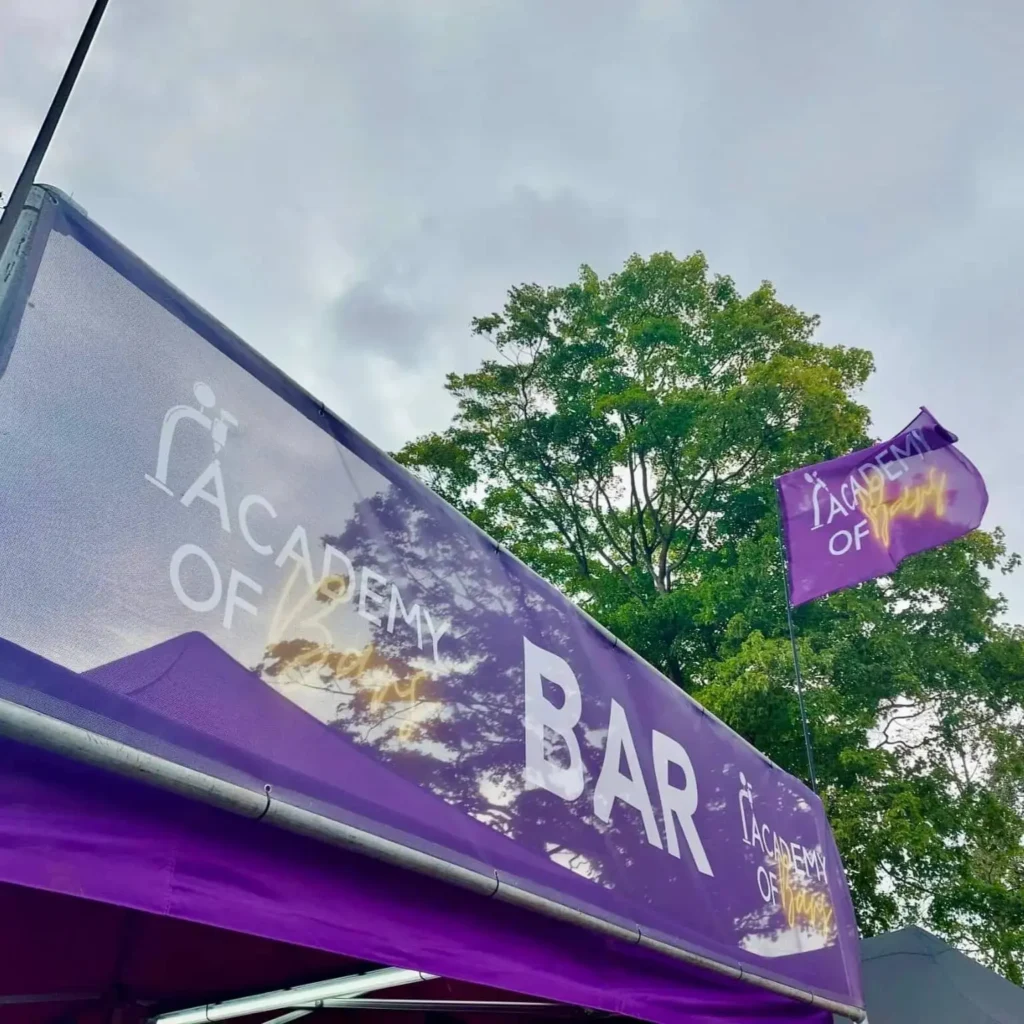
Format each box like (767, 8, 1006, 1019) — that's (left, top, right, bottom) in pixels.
(775, 489, 819, 794)
(0, 0, 110, 259)
(783, 575, 818, 793)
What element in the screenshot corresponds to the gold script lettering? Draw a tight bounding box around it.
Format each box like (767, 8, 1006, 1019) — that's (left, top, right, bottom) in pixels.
(859, 467, 948, 548)
(778, 853, 835, 937)
(264, 570, 429, 742)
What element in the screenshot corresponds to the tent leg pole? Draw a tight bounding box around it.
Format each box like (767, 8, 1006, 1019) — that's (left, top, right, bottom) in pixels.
(150, 966, 435, 1024)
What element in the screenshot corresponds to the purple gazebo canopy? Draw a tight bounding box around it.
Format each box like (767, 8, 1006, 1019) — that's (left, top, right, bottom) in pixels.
(0, 662, 830, 1023)
(0, 185, 863, 1024)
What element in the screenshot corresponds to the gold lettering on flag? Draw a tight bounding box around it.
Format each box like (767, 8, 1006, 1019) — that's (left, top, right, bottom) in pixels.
(859, 467, 948, 548)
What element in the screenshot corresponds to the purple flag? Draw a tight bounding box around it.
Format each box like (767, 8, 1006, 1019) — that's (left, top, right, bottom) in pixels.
(777, 409, 988, 606)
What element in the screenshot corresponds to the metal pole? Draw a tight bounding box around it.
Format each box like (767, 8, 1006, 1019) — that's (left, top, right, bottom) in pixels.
(151, 968, 436, 1024)
(319, 1000, 559, 1011)
(0, 0, 110, 260)
(775, 492, 819, 793)
(784, 588, 818, 793)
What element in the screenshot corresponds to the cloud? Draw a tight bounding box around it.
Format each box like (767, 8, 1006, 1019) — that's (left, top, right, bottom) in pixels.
(332, 280, 435, 362)
(2, 0, 1023, 611)
(316, 186, 630, 430)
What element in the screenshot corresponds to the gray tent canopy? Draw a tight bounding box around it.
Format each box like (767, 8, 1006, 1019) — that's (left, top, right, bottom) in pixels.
(834, 926, 1024, 1024)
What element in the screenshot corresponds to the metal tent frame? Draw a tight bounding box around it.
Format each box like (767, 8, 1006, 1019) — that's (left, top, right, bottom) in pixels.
(153, 967, 435, 1024)
(151, 967, 565, 1024)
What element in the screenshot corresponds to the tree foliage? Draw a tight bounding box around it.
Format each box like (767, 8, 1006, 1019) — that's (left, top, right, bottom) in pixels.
(396, 252, 1024, 982)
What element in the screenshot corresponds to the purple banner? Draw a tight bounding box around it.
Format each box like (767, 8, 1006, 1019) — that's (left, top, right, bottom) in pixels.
(777, 410, 988, 606)
(0, 190, 862, 1011)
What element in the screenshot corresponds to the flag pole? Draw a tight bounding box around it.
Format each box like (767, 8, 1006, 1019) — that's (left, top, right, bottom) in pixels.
(775, 490, 819, 794)
(0, 0, 109, 261)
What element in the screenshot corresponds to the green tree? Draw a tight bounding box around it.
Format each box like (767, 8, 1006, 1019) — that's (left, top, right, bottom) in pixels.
(396, 252, 1024, 982)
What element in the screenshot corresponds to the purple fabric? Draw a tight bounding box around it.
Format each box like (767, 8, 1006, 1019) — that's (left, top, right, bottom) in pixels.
(1, 631, 863, 1008)
(0, 881, 369, 1024)
(0, 735, 830, 1024)
(777, 409, 988, 606)
(83, 632, 542, 873)
(0, 191, 862, 1011)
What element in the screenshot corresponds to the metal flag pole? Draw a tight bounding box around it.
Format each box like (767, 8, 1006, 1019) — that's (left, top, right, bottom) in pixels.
(775, 486, 819, 794)
(0, 0, 110, 260)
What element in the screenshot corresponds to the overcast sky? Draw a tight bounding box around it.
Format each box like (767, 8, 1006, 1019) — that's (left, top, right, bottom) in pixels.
(2, 0, 1023, 615)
